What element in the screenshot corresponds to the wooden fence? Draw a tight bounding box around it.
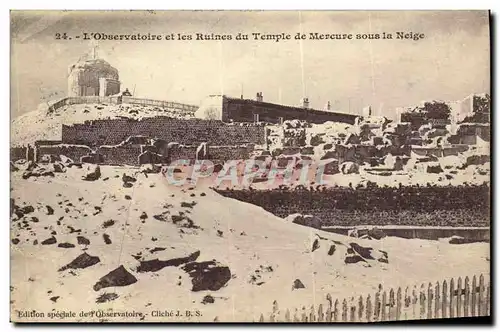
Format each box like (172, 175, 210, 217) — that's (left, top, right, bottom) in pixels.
(45, 96, 198, 113)
(257, 274, 490, 322)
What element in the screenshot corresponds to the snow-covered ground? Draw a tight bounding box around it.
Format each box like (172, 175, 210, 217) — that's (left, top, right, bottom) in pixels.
(10, 166, 490, 322)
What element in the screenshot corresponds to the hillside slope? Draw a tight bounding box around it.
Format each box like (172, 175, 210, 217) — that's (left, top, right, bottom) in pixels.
(10, 165, 489, 322)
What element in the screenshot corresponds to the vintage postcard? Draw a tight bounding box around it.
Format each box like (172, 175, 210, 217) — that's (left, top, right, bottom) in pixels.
(10, 10, 490, 323)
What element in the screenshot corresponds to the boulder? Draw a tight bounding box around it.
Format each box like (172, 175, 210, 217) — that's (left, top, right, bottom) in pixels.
(40, 154, 60, 164)
(93, 265, 138, 291)
(58, 242, 75, 248)
(136, 250, 200, 273)
(77, 236, 90, 245)
(58, 253, 101, 272)
(41, 236, 57, 245)
(22, 166, 55, 179)
(292, 279, 305, 290)
(122, 173, 137, 183)
(53, 162, 66, 173)
(285, 214, 322, 229)
(82, 165, 101, 181)
(344, 254, 365, 264)
(349, 242, 374, 260)
(426, 162, 444, 174)
(59, 155, 74, 165)
(340, 162, 359, 174)
(182, 260, 231, 292)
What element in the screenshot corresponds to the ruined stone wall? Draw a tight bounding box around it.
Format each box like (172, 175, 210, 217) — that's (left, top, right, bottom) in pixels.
(224, 97, 358, 125)
(62, 117, 266, 147)
(215, 185, 490, 227)
(35, 144, 93, 163)
(97, 145, 143, 166)
(10, 147, 27, 161)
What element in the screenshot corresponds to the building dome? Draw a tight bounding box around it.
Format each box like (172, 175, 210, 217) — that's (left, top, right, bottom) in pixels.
(67, 58, 120, 97)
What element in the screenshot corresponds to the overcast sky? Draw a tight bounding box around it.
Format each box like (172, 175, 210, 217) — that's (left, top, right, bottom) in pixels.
(11, 10, 490, 119)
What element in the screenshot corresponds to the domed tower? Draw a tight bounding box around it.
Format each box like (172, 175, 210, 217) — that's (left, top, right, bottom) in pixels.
(67, 55, 120, 97)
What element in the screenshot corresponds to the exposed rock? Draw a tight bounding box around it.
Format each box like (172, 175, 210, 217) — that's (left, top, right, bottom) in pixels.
(181, 201, 197, 208)
(349, 243, 374, 260)
(140, 212, 148, 220)
(368, 227, 386, 240)
(77, 236, 90, 245)
(340, 162, 359, 174)
(96, 292, 119, 304)
(182, 260, 231, 292)
(285, 213, 322, 229)
(102, 220, 116, 228)
(327, 244, 336, 256)
(292, 279, 305, 290)
(149, 247, 167, 254)
(137, 250, 200, 273)
(59, 253, 101, 272)
(11, 238, 20, 245)
(123, 182, 134, 188)
(311, 239, 320, 252)
(53, 162, 66, 173)
(202, 295, 215, 304)
(344, 254, 366, 264)
(41, 236, 57, 245)
(124, 195, 132, 200)
(103, 234, 112, 244)
(426, 162, 444, 174)
(93, 265, 138, 291)
(58, 242, 75, 248)
(82, 165, 101, 181)
(22, 166, 55, 179)
(50, 296, 60, 303)
(122, 173, 137, 183)
(448, 236, 479, 245)
(10, 162, 19, 172)
(46, 205, 54, 215)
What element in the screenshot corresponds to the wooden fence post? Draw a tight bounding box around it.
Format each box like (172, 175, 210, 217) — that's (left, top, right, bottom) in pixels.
(435, 281, 440, 319)
(486, 281, 490, 316)
(396, 287, 402, 321)
(326, 294, 332, 322)
(427, 283, 433, 320)
(471, 275, 477, 316)
(404, 287, 409, 320)
(317, 304, 324, 322)
(342, 299, 348, 322)
(381, 291, 387, 321)
(449, 278, 455, 318)
(366, 294, 373, 323)
(419, 283, 426, 319)
(478, 274, 485, 316)
(464, 276, 470, 317)
(374, 291, 381, 321)
(285, 309, 291, 322)
(442, 279, 448, 318)
(349, 297, 356, 322)
(412, 285, 418, 320)
(333, 299, 339, 322)
(309, 305, 315, 322)
(457, 277, 462, 317)
(301, 306, 307, 322)
(389, 289, 395, 321)
(358, 295, 364, 322)
(293, 308, 299, 322)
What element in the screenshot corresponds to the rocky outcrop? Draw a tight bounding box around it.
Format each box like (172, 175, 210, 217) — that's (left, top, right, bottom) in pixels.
(182, 260, 231, 292)
(93, 265, 138, 291)
(136, 250, 200, 273)
(59, 253, 100, 272)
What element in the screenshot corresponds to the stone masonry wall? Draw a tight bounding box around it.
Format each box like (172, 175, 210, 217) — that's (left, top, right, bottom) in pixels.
(62, 117, 266, 147)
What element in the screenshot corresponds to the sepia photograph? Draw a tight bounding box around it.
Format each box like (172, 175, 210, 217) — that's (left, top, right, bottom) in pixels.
(9, 10, 491, 323)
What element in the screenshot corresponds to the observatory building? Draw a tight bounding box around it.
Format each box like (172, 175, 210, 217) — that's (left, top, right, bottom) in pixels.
(67, 53, 120, 97)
